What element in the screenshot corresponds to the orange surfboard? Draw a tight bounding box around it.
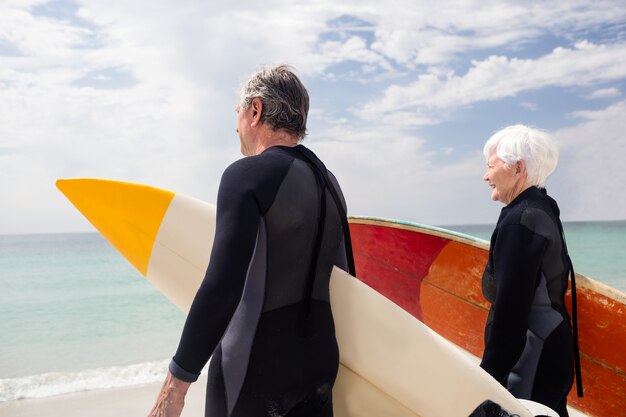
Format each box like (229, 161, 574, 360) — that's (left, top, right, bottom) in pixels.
(348, 217, 625, 417)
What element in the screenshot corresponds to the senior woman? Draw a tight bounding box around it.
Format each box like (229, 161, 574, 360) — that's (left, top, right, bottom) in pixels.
(480, 124, 582, 417)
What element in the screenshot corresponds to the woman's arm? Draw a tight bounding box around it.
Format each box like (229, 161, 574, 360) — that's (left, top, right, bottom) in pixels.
(480, 223, 547, 384)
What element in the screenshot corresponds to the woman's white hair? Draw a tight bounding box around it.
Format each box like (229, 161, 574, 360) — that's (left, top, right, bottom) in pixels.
(483, 124, 559, 188)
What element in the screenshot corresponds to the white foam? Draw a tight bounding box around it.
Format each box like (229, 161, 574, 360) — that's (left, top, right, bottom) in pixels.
(0, 360, 170, 402)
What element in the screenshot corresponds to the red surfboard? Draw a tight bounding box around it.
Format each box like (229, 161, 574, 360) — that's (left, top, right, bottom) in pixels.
(349, 217, 626, 417)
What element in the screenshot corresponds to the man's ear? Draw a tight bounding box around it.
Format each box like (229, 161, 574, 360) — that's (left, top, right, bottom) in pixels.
(250, 98, 263, 126)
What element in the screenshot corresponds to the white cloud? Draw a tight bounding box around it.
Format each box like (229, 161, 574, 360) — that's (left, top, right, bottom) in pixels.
(0, 5, 91, 58)
(520, 102, 538, 111)
(315, 35, 389, 71)
(586, 87, 621, 99)
(367, 0, 626, 66)
(1, 0, 626, 233)
(552, 101, 626, 221)
(359, 41, 626, 126)
(308, 125, 499, 226)
(443, 147, 454, 156)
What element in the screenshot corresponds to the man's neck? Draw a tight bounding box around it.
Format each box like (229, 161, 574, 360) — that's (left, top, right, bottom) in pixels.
(252, 128, 298, 155)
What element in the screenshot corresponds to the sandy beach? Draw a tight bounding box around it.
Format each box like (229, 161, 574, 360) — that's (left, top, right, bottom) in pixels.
(0, 376, 207, 417)
(0, 376, 589, 417)
(0, 381, 589, 417)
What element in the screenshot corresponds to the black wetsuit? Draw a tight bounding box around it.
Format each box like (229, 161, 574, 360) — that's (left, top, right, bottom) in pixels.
(480, 187, 575, 417)
(169, 145, 348, 417)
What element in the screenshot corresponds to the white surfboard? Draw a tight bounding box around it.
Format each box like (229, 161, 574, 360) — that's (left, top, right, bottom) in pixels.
(57, 178, 554, 417)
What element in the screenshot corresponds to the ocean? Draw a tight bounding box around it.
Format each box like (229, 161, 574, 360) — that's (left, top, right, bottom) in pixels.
(1, 221, 625, 402)
(0, 233, 185, 401)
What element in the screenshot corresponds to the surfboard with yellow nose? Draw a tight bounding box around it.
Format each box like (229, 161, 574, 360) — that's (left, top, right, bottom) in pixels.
(57, 178, 552, 417)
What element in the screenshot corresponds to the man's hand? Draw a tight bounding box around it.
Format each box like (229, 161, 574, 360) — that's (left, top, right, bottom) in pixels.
(147, 372, 191, 417)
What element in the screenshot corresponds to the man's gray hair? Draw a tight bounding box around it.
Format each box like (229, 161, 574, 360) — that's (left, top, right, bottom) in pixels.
(239, 65, 309, 141)
(483, 124, 559, 188)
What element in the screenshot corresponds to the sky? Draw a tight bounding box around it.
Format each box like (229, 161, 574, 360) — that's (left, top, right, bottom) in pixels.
(1, 0, 626, 234)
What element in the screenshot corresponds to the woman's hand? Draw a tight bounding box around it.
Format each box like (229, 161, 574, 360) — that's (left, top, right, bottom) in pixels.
(147, 372, 192, 417)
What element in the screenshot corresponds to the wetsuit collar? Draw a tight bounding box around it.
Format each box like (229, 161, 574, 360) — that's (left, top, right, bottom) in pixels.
(506, 186, 544, 207)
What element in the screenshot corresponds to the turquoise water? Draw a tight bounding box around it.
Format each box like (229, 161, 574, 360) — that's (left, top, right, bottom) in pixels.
(0, 223, 624, 401)
(0, 233, 185, 400)
(446, 220, 626, 292)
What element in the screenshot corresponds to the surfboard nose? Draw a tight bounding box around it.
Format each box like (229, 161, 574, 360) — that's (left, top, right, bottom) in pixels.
(56, 178, 175, 276)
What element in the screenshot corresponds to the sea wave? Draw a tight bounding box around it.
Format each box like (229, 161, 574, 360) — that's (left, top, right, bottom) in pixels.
(0, 360, 170, 402)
